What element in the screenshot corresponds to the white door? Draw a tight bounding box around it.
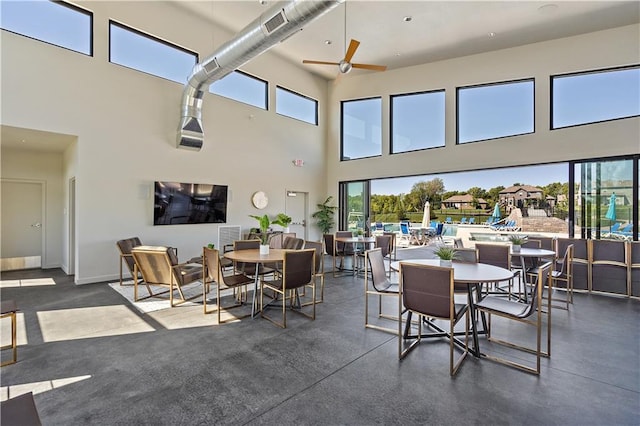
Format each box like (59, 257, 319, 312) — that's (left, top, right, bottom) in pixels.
(285, 191, 308, 241)
(1, 180, 43, 270)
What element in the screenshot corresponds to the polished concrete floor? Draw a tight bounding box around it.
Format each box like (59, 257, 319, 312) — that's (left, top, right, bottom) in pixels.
(1, 249, 639, 425)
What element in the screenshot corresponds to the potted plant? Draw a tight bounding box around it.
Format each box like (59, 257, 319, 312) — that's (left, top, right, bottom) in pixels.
(508, 235, 527, 252)
(312, 196, 337, 235)
(249, 214, 291, 255)
(354, 228, 364, 239)
(434, 246, 455, 267)
(274, 213, 292, 233)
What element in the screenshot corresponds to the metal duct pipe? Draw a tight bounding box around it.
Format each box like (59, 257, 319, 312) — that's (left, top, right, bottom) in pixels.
(177, 0, 343, 150)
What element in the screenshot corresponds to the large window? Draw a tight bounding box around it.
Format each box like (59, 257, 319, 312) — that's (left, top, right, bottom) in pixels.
(276, 86, 317, 125)
(109, 21, 197, 84)
(457, 79, 534, 144)
(341, 98, 382, 160)
(552, 66, 640, 129)
(391, 90, 445, 153)
(210, 70, 268, 110)
(1, 0, 92, 55)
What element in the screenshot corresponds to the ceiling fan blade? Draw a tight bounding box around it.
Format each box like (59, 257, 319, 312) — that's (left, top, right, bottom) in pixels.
(302, 60, 341, 66)
(343, 39, 360, 63)
(351, 63, 387, 72)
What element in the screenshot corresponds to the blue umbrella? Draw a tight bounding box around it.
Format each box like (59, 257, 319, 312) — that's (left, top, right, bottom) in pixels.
(490, 203, 501, 224)
(605, 192, 616, 230)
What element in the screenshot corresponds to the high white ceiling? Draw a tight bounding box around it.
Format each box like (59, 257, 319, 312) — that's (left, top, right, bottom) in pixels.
(175, 0, 639, 80)
(2, 1, 638, 153)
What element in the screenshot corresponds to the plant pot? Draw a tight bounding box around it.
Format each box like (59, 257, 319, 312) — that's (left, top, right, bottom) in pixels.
(260, 244, 270, 255)
(512, 244, 521, 253)
(439, 259, 452, 267)
(284, 227, 290, 233)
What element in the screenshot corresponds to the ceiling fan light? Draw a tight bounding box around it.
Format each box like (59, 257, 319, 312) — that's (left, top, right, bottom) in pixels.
(338, 60, 352, 74)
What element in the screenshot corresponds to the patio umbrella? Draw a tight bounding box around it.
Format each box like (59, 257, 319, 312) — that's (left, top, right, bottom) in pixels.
(421, 201, 431, 229)
(605, 192, 616, 231)
(490, 203, 501, 224)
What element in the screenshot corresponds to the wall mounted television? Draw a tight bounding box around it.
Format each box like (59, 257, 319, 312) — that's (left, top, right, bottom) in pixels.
(154, 181, 228, 225)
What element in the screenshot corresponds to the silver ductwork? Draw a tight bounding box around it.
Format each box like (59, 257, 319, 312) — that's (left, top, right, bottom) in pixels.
(178, 0, 344, 150)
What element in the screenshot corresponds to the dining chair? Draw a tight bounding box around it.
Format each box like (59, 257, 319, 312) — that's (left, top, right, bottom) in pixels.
(131, 245, 203, 307)
(383, 231, 397, 260)
(511, 239, 541, 299)
(116, 237, 143, 286)
(364, 248, 400, 335)
(475, 243, 517, 298)
(334, 231, 355, 275)
(260, 249, 316, 328)
(303, 240, 325, 304)
(475, 261, 553, 375)
(453, 247, 479, 295)
(0, 300, 18, 366)
(398, 262, 469, 376)
(529, 244, 574, 310)
(202, 247, 253, 322)
(233, 239, 275, 278)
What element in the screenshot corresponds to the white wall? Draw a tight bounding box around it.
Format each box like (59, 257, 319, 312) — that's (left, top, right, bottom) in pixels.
(1, 1, 330, 284)
(0, 148, 64, 269)
(325, 24, 640, 191)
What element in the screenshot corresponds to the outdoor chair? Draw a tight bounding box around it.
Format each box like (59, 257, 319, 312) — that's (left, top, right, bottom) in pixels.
(260, 249, 316, 328)
(398, 262, 469, 376)
(475, 262, 553, 375)
(459, 217, 467, 224)
(131, 245, 203, 306)
(468, 217, 475, 225)
(364, 248, 400, 335)
(202, 247, 253, 322)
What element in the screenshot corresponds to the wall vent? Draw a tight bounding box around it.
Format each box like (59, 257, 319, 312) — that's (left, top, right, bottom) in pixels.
(218, 225, 242, 251)
(264, 10, 287, 33)
(203, 57, 220, 74)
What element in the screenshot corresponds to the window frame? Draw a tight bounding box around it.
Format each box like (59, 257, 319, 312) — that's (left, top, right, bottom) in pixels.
(550, 64, 640, 130)
(390, 89, 446, 154)
(275, 85, 318, 125)
(108, 20, 198, 84)
(0, 0, 93, 56)
(456, 77, 535, 145)
(209, 69, 269, 110)
(340, 96, 383, 162)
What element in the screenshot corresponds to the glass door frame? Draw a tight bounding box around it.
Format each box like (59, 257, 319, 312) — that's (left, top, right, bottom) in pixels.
(338, 180, 371, 234)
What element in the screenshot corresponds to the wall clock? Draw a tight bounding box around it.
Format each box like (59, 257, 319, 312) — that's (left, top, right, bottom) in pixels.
(252, 191, 268, 209)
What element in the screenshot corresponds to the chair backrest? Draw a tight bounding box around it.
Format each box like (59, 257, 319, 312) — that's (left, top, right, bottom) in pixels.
(304, 240, 324, 274)
(400, 222, 410, 235)
(476, 243, 511, 270)
(234, 239, 260, 272)
(366, 248, 393, 292)
(556, 244, 574, 278)
(375, 222, 384, 230)
(453, 247, 478, 263)
(116, 237, 143, 275)
(435, 223, 444, 236)
(383, 231, 396, 254)
(336, 231, 354, 254)
(375, 235, 392, 257)
(282, 249, 315, 290)
(323, 234, 335, 256)
(401, 263, 454, 320)
(523, 239, 541, 249)
(468, 217, 475, 225)
(202, 246, 222, 284)
(131, 245, 179, 286)
(527, 261, 553, 317)
(283, 236, 304, 250)
(453, 238, 464, 248)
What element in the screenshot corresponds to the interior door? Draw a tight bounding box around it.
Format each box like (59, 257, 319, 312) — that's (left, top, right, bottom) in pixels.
(1, 180, 43, 270)
(285, 190, 308, 241)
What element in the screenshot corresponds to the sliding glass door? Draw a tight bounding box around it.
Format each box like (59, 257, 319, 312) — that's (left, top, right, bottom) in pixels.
(339, 181, 370, 233)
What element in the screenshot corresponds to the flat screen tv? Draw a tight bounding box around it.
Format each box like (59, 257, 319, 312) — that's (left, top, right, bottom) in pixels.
(154, 181, 228, 225)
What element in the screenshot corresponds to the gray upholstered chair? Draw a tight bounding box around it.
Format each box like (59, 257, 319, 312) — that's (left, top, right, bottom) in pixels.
(303, 240, 325, 304)
(260, 249, 316, 328)
(398, 262, 469, 376)
(131, 245, 203, 307)
(475, 243, 517, 297)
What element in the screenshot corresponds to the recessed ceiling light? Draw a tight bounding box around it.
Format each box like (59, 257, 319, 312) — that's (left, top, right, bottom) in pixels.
(403, 16, 412, 22)
(488, 32, 497, 38)
(324, 39, 332, 45)
(395, 52, 401, 56)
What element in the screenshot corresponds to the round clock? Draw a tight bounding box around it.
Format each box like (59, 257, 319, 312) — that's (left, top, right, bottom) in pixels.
(252, 191, 268, 209)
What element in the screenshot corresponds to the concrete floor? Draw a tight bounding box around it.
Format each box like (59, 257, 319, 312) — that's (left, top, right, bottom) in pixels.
(1, 249, 639, 425)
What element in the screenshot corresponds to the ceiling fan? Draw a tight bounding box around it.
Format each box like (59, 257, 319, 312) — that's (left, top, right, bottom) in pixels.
(302, 39, 387, 74)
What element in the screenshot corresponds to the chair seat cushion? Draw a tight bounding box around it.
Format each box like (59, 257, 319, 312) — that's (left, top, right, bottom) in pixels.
(224, 273, 252, 288)
(181, 264, 203, 283)
(475, 296, 530, 318)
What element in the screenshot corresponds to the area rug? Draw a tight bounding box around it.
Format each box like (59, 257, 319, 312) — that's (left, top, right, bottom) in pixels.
(108, 281, 205, 314)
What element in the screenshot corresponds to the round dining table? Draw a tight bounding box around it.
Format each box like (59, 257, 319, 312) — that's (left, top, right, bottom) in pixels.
(224, 248, 287, 318)
(390, 259, 514, 357)
(334, 236, 376, 276)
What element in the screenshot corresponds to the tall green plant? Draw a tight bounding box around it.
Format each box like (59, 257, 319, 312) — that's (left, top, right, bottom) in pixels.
(249, 214, 290, 245)
(312, 196, 337, 234)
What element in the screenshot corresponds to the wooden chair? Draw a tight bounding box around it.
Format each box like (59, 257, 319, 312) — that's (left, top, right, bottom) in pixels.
(131, 246, 203, 307)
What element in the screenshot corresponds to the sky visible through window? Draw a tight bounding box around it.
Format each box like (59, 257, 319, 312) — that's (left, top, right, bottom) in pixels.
(210, 71, 267, 109)
(1, 0, 91, 55)
(392, 91, 445, 153)
(276, 87, 317, 124)
(342, 98, 382, 160)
